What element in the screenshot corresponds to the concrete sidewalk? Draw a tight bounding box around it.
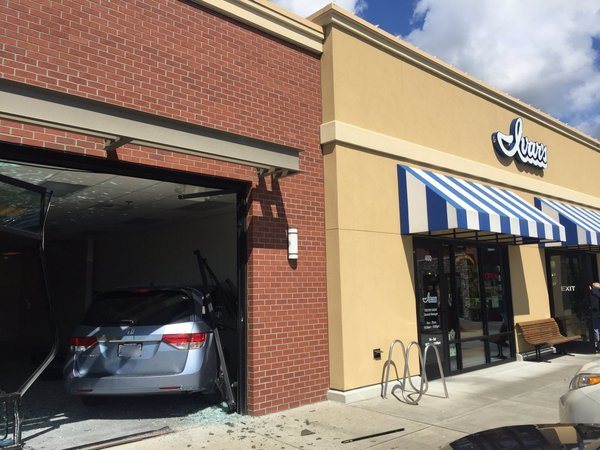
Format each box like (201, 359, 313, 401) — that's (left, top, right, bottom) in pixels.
(115, 354, 597, 449)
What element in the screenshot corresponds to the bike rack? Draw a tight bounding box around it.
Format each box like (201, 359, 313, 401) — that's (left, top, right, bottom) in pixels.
(381, 340, 448, 405)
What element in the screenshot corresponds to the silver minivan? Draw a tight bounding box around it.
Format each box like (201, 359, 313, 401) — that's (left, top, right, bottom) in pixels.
(64, 287, 218, 403)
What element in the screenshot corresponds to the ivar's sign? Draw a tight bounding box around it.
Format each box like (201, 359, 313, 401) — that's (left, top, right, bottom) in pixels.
(492, 118, 548, 169)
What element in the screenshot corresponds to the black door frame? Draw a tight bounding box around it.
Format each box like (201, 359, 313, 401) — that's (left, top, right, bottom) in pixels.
(413, 240, 449, 375)
(413, 237, 515, 376)
(544, 248, 599, 352)
(0, 142, 250, 413)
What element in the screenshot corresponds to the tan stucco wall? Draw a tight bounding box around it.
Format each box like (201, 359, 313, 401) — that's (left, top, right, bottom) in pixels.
(324, 25, 600, 200)
(318, 8, 600, 391)
(325, 144, 419, 390)
(508, 246, 552, 352)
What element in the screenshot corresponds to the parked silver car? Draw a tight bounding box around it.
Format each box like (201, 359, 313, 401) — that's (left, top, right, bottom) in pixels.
(559, 359, 600, 423)
(64, 287, 218, 403)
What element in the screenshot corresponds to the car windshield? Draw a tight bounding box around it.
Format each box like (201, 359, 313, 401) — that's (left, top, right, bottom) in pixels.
(83, 290, 195, 326)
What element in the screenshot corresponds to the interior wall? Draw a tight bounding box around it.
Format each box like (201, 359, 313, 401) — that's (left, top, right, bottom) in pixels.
(93, 210, 237, 291)
(0, 247, 54, 394)
(0, 254, 26, 345)
(0, 251, 52, 354)
(45, 241, 88, 352)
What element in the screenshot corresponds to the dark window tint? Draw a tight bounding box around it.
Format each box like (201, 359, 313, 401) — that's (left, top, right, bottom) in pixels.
(83, 291, 194, 326)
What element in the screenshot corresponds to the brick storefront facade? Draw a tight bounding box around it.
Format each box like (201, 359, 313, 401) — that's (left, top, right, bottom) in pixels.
(0, 0, 327, 415)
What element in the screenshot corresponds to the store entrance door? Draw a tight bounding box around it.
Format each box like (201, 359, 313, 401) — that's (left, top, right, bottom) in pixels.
(414, 242, 448, 378)
(414, 239, 514, 378)
(547, 250, 599, 352)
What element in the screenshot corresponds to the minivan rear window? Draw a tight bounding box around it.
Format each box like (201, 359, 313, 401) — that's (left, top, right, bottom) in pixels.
(83, 290, 194, 326)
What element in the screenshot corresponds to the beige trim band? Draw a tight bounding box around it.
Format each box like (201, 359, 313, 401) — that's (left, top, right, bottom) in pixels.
(0, 79, 301, 174)
(191, 0, 323, 54)
(311, 5, 599, 151)
(321, 120, 600, 209)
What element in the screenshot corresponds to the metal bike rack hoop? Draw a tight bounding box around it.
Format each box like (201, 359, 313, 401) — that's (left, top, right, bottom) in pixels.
(382, 339, 449, 405)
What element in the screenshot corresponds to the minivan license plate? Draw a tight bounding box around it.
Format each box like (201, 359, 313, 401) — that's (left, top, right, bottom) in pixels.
(118, 343, 142, 357)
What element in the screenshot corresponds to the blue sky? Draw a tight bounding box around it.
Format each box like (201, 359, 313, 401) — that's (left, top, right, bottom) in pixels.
(273, 1, 600, 139)
(359, 0, 419, 36)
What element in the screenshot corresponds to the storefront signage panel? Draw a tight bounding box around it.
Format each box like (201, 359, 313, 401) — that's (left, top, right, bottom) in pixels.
(492, 118, 548, 169)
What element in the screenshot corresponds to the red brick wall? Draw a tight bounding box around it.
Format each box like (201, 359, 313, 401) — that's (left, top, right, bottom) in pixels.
(0, 0, 327, 415)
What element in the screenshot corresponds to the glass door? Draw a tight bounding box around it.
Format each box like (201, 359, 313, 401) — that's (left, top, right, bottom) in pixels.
(452, 245, 486, 371)
(414, 242, 449, 377)
(547, 251, 597, 351)
(415, 239, 514, 376)
(481, 246, 512, 363)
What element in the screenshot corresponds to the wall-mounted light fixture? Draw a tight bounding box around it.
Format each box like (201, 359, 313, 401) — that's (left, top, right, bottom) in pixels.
(288, 227, 298, 260)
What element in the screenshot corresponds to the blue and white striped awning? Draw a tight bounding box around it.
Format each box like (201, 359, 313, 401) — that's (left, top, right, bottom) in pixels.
(397, 165, 565, 243)
(535, 197, 600, 248)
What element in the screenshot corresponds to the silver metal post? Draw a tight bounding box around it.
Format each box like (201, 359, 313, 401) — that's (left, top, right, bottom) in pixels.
(381, 339, 407, 399)
(423, 343, 449, 399)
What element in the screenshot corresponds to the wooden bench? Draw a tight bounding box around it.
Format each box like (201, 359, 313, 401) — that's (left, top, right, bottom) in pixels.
(516, 318, 580, 361)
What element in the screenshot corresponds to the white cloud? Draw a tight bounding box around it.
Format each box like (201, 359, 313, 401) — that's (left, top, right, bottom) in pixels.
(404, 0, 600, 138)
(270, 0, 366, 18)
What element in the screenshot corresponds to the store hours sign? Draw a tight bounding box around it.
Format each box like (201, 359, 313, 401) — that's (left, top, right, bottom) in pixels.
(492, 118, 548, 169)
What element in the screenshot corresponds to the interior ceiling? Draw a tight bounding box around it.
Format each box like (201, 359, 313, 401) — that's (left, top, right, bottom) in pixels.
(0, 160, 236, 238)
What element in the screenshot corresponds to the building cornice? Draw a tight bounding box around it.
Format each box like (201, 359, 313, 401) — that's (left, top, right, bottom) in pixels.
(321, 120, 600, 210)
(191, 0, 323, 54)
(310, 5, 600, 151)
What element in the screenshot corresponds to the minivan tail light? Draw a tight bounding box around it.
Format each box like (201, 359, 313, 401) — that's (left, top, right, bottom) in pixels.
(162, 333, 206, 350)
(70, 336, 97, 352)
(132, 288, 151, 293)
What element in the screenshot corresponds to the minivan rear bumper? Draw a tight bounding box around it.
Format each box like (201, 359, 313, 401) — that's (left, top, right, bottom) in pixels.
(64, 370, 209, 395)
(64, 342, 218, 396)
